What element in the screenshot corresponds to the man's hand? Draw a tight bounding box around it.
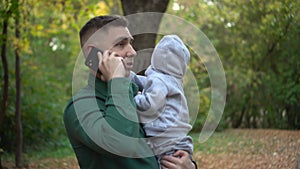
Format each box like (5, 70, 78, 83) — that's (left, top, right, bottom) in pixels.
(98, 51, 127, 81)
(161, 150, 196, 169)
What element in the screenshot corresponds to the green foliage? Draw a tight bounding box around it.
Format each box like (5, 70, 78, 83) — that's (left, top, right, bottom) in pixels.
(0, 0, 118, 152)
(167, 0, 300, 130)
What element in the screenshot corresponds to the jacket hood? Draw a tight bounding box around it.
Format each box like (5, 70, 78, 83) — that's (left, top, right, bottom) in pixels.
(150, 35, 190, 79)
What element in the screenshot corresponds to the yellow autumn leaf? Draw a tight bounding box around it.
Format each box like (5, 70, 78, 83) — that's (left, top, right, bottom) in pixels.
(95, 1, 110, 16)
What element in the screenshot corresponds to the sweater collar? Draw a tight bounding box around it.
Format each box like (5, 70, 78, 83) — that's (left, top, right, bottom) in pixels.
(87, 73, 108, 96)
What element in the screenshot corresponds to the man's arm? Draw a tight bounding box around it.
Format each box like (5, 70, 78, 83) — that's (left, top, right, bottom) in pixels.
(64, 79, 154, 158)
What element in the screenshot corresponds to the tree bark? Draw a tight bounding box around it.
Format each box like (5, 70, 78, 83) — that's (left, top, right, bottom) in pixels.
(0, 148, 3, 169)
(232, 108, 245, 128)
(14, 0, 23, 167)
(286, 105, 300, 129)
(0, 8, 10, 124)
(121, 0, 169, 73)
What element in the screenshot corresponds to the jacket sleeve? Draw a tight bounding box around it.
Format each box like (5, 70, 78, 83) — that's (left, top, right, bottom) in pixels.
(134, 76, 168, 122)
(130, 71, 147, 91)
(64, 78, 153, 158)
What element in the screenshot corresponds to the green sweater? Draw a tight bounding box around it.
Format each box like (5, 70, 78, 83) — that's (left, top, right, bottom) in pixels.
(63, 75, 159, 169)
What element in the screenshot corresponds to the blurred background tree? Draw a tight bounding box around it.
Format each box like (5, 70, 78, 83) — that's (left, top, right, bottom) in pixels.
(167, 0, 299, 129)
(0, 0, 299, 167)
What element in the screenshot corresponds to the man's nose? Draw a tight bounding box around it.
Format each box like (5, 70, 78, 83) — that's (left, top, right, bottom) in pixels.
(126, 45, 137, 57)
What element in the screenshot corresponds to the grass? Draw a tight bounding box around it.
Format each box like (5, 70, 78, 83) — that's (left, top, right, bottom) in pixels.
(3, 130, 264, 164)
(191, 130, 264, 154)
(28, 139, 74, 160)
(2, 137, 75, 164)
(3, 130, 256, 159)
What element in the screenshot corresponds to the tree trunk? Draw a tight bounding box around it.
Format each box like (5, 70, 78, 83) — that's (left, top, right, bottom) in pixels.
(14, 1, 23, 167)
(232, 108, 245, 128)
(121, 0, 169, 73)
(286, 104, 300, 129)
(0, 9, 10, 124)
(0, 148, 3, 169)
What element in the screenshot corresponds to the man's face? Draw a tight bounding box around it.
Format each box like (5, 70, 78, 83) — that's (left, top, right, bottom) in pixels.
(99, 26, 136, 72)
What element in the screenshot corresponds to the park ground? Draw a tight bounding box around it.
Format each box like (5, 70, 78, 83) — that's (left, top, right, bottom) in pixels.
(2, 129, 300, 169)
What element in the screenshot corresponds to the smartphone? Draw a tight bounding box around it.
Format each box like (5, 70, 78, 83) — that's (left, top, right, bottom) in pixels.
(85, 47, 102, 72)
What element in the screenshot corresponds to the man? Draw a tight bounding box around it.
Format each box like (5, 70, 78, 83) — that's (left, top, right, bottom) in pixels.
(63, 15, 197, 169)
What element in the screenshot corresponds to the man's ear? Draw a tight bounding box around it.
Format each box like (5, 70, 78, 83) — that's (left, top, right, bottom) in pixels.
(83, 44, 94, 58)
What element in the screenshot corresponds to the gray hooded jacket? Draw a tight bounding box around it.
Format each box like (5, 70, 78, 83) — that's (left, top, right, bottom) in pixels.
(134, 35, 193, 155)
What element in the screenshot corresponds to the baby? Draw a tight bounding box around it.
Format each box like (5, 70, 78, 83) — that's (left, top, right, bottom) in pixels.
(134, 35, 193, 168)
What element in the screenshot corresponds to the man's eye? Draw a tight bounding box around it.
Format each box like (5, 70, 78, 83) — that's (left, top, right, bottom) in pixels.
(115, 42, 125, 47)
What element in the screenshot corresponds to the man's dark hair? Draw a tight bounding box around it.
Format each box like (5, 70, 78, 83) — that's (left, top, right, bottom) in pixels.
(79, 15, 128, 48)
